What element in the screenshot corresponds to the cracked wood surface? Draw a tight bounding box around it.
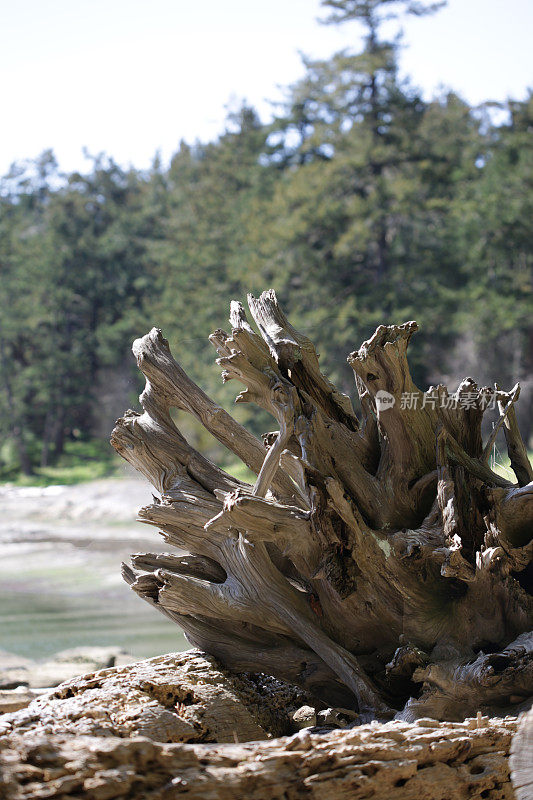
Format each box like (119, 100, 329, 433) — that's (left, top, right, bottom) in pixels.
(0, 709, 520, 799)
(0, 650, 308, 745)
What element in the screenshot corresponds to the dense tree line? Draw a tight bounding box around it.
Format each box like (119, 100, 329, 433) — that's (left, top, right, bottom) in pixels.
(1, 0, 531, 476)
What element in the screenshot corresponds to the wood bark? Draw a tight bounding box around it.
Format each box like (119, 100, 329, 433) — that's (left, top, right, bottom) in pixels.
(111, 290, 533, 721)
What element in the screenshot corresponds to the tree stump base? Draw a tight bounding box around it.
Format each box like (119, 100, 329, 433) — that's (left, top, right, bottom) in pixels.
(111, 290, 532, 721)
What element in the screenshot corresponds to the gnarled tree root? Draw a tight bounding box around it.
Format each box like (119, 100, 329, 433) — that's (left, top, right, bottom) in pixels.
(111, 290, 533, 721)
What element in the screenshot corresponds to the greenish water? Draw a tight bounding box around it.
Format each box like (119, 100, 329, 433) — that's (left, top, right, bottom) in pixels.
(0, 481, 189, 663)
(0, 588, 187, 661)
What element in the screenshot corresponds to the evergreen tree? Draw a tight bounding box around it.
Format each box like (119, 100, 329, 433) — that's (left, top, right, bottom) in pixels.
(1, 5, 531, 476)
(0, 153, 152, 472)
(454, 94, 533, 442)
(0, 153, 60, 473)
(254, 0, 452, 390)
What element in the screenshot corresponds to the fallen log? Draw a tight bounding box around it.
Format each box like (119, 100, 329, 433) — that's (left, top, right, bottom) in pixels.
(510, 706, 533, 800)
(0, 650, 307, 743)
(0, 649, 526, 799)
(0, 711, 519, 799)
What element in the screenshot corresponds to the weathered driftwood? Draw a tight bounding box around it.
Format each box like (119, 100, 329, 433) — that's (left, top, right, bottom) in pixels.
(0, 710, 519, 799)
(0, 649, 525, 799)
(510, 706, 533, 800)
(0, 650, 308, 743)
(111, 290, 533, 721)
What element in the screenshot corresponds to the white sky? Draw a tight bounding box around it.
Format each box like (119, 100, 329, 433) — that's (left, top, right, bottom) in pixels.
(1, 0, 531, 175)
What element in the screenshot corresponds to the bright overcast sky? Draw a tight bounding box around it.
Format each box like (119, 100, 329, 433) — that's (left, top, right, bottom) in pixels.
(1, 0, 531, 175)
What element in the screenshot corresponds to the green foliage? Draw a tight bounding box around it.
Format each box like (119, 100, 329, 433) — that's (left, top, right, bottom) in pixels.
(0, 154, 153, 474)
(454, 95, 533, 368)
(0, 1, 531, 478)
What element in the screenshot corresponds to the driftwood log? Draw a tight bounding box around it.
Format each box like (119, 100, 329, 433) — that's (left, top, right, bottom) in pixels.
(510, 706, 533, 800)
(0, 718, 519, 799)
(0, 649, 524, 800)
(0, 651, 308, 743)
(111, 290, 533, 722)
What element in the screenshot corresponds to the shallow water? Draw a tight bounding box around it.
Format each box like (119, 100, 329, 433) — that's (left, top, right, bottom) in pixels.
(0, 587, 187, 661)
(0, 480, 188, 661)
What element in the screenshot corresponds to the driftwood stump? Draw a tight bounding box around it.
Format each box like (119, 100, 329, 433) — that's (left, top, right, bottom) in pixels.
(111, 290, 533, 722)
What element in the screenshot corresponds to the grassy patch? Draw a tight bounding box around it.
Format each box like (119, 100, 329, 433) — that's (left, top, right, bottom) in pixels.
(1, 439, 123, 487)
(0, 589, 187, 660)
